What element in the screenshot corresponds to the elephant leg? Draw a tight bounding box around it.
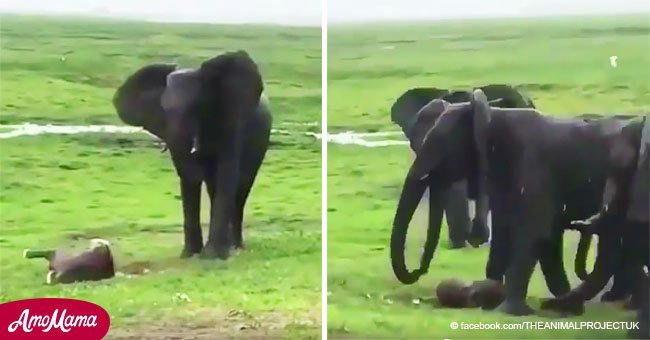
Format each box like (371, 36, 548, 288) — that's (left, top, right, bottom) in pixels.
(179, 176, 203, 257)
(202, 148, 242, 260)
(497, 227, 537, 316)
(540, 230, 621, 315)
(231, 130, 269, 249)
(170, 150, 203, 258)
(539, 225, 570, 297)
(202, 160, 217, 202)
(602, 260, 633, 302)
(486, 194, 510, 281)
(232, 158, 264, 249)
(624, 267, 647, 310)
(629, 275, 649, 339)
(443, 180, 471, 249)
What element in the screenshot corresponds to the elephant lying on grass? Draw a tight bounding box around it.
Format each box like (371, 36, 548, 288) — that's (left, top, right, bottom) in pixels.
(390, 89, 646, 315)
(113, 51, 272, 259)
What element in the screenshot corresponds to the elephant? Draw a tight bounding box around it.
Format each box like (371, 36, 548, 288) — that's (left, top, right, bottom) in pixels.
(390, 84, 536, 248)
(389, 88, 645, 315)
(540, 115, 648, 322)
(390, 86, 641, 301)
(113, 51, 272, 259)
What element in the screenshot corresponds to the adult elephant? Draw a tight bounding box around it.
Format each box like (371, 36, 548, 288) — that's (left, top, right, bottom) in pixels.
(113, 51, 272, 259)
(390, 87, 641, 301)
(390, 84, 536, 249)
(541, 115, 648, 322)
(390, 89, 642, 315)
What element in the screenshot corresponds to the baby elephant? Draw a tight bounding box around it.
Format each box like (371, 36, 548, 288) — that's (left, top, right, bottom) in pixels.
(24, 239, 115, 284)
(436, 278, 505, 309)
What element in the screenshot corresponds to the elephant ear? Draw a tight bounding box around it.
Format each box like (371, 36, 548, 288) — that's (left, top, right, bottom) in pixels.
(406, 103, 465, 181)
(480, 84, 535, 109)
(408, 99, 450, 150)
(442, 90, 471, 104)
(390, 88, 450, 135)
(160, 68, 201, 115)
(112, 63, 178, 140)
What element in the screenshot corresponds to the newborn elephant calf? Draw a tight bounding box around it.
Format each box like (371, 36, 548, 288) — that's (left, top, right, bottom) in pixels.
(113, 51, 272, 259)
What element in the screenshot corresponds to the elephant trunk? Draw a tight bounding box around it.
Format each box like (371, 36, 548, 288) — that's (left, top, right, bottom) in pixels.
(571, 229, 621, 301)
(468, 89, 492, 247)
(574, 231, 592, 280)
(390, 176, 430, 284)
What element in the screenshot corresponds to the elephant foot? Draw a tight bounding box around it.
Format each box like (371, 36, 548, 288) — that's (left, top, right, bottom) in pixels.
(468, 218, 489, 248)
(540, 295, 585, 316)
(179, 244, 202, 258)
(624, 297, 641, 310)
(496, 299, 534, 316)
(600, 290, 629, 302)
(233, 239, 245, 250)
(448, 241, 468, 249)
(200, 242, 231, 260)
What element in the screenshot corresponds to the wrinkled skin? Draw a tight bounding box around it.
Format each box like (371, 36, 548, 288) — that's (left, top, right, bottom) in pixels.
(389, 85, 640, 302)
(113, 51, 272, 259)
(390, 89, 645, 315)
(541, 116, 649, 321)
(390, 84, 536, 249)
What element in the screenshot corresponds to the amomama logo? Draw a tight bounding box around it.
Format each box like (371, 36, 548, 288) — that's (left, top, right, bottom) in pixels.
(0, 298, 110, 339)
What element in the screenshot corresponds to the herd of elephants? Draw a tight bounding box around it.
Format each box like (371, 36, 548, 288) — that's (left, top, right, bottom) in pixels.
(110, 51, 648, 338)
(389, 84, 648, 337)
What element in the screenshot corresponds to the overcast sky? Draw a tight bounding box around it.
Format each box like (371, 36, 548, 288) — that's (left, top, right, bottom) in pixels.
(0, 0, 322, 26)
(330, 0, 650, 22)
(0, 0, 648, 25)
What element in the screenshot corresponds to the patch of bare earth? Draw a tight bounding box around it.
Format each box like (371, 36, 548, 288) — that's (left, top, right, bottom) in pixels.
(106, 309, 320, 339)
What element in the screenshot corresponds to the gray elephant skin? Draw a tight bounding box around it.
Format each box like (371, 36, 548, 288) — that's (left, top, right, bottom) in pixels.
(390, 84, 536, 249)
(390, 85, 642, 305)
(390, 88, 646, 315)
(540, 116, 648, 336)
(113, 51, 272, 259)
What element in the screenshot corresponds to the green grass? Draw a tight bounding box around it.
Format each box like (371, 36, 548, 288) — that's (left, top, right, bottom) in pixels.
(0, 15, 321, 338)
(327, 16, 650, 339)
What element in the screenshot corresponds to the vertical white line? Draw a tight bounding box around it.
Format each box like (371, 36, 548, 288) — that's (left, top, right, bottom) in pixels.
(320, 0, 328, 337)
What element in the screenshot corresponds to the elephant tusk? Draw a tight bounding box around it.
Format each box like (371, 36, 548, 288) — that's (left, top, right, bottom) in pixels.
(191, 136, 199, 154)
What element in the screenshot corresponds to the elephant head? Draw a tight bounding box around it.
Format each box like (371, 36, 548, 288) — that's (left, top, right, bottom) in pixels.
(113, 51, 263, 156)
(390, 87, 451, 136)
(390, 84, 534, 141)
(161, 51, 263, 157)
(390, 89, 492, 284)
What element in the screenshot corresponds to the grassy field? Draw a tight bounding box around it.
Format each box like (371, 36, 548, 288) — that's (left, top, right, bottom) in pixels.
(327, 16, 650, 339)
(0, 15, 321, 338)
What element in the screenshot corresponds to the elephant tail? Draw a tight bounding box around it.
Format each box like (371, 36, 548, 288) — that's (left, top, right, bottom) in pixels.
(575, 231, 592, 280)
